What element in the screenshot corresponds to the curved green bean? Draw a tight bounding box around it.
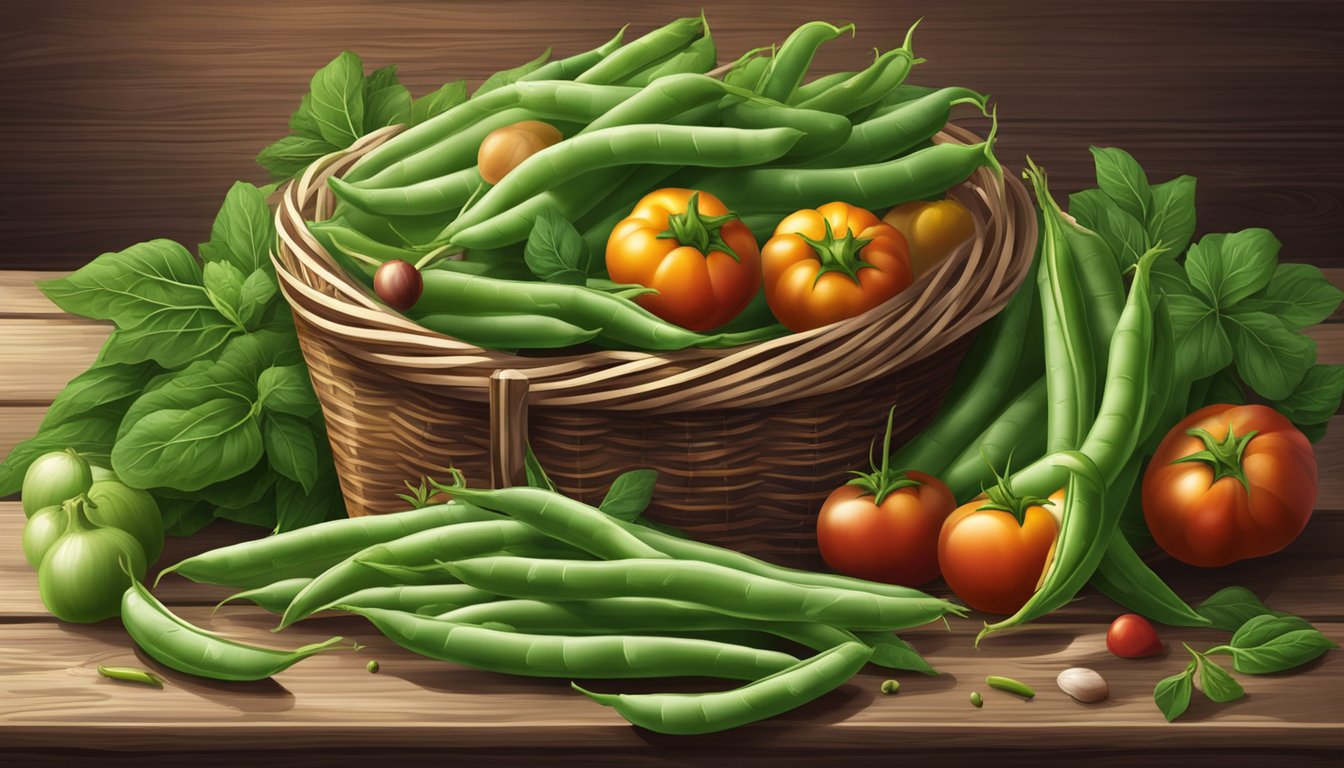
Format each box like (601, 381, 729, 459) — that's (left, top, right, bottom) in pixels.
(573, 642, 872, 734)
(336, 583, 499, 615)
(794, 21, 920, 114)
(796, 86, 987, 169)
(415, 312, 601, 350)
(577, 15, 706, 85)
(348, 607, 800, 680)
(758, 22, 855, 103)
(941, 376, 1049, 503)
(721, 100, 852, 161)
(441, 556, 957, 631)
(789, 70, 856, 104)
(1092, 533, 1211, 627)
(621, 22, 716, 86)
(216, 577, 312, 615)
(156, 502, 499, 590)
(522, 26, 627, 81)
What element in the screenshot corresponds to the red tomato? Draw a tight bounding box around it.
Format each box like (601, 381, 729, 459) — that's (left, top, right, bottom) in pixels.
(938, 490, 1064, 615)
(1106, 613, 1162, 658)
(816, 471, 956, 587)
(1143, 404, 1316, 567)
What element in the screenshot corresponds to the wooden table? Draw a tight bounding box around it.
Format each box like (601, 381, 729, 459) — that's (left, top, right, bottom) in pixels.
(0, 272, 1341, 765)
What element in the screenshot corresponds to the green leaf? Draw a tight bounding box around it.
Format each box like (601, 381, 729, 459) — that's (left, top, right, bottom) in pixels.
(1165, 288, 1232, 381)
(203, 260, 247, 328)
(159, 460, 274, 509)
(264, 412, 319, 493)
(1230, 614, 1317, 649)
(1275, 364, 1344, 426)
(475, 48, 551, 97)
(1187, 230, 1278, 309)
(1153, 660, 1196, 722)
(257, 364, 319, 417)
(112, 397, 264, 492)
(212, 330, 304, 383)
(1090, 146, 1152, 223)
(0, 412, 121, 495)
(1066, 188, 1109, 233)
(160, 497, 215, 537)
(199, 182, 274, 275)
(598, 469, 658, 522)
(1238, 262, 1344, 330)
(1145, 175, 1196, 257)
(1221, 621, 1338, 675)
(41, 361, 160, 428)
(238, 270, 279, 331)
(118, 360, 251, 443)
(524, 444, 557, 492)
(1194, 652, 1245, 703)
(412, 80, 468, 124)
(97, 310, 239, 369)
(288, 93, 324, 139)
(524, 209, 591, 285)
(274, 475, 336, 533)
(308, 51, 366, 147)
(214, 486, 278, 528)
(1196, 586, 1291, 633)
(38, 239, 206, 325)
(1224, 309, 1315, 400)
(256, 134, 335, 180)
(362, 64, 412, 132)
(1096, 204, 1148, 269)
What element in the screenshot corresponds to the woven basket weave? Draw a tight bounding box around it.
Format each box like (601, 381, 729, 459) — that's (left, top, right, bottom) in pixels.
(273, 122, 1037, 566)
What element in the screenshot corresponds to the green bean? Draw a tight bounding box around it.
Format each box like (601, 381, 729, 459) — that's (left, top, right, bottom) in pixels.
(889, 244, 1040, 476)
(1061, 218, 1125, 374)
(415, 312, 601, 350)
(432, 479, 669, 560)
(621, 22, 716, 86)
(329, 167, 480, 217)
(348, 607, 799, 680)
(795, 21, 920, 114)
(796, 87, 987, 169)
(336, 583, 499, 616)
(121, 577, 351, 682)
(156, 502, 499, 590)
(278, 519, 582, 629)
(216, 577, 312, 615)
(692, 121, 1000, 214)
(584, 74, 736, 134)
(723, 48, 773, 92)
(852, 631, 938, 675)
(986, 675, 1035, 699)
(864, 84, 941, 116)
(98, 665, 164, 688)
(941, 376, 1049, 502)
(441, 556, 957, 631)
(758, 22, 855, 103)
(573, 642, 872, 735)
(577, 15, 706, 85)
(721, 100, 852, 161)
(977, 451, 1112, 643)
(789, 70, 855, 104)
(521, 26, 627, 81)
(1091, 533, 1211, 627)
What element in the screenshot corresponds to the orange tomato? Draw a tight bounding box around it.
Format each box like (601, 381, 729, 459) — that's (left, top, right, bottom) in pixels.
(606, 188, 761, 331)
(761, 202, 913, 332)
(477, 120, 562, 184)
(816, 471, 957, 587)
(937, 489, 1064, 615)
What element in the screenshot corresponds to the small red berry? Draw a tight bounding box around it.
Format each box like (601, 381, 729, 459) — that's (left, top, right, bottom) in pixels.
(1106, 613, 1163, 658)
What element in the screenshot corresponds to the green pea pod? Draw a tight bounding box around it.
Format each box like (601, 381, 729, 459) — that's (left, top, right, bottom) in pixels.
(573, 642, 872, 735)
(796, 86, 987, 169)
(977, 451, 1110, 644)
(577, 15, 706, 85)
(757, 21, 856, 103)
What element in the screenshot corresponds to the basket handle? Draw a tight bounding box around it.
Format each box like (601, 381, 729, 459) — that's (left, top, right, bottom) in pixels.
(489, 369, 530, 489)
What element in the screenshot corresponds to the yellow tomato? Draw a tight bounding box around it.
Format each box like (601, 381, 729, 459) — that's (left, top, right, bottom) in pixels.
(882, 198, 975, 278)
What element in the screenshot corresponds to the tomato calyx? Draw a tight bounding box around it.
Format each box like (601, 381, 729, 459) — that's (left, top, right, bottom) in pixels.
(655, 191, 742, 262)
(846, 407, 922, 505)
(797, 218, 875, 286)
(1172, 424, 1258, 492)
(977, 458, 1053, 526)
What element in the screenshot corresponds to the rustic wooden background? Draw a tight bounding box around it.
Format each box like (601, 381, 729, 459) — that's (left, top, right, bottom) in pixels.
(0, 0, 1341, 271)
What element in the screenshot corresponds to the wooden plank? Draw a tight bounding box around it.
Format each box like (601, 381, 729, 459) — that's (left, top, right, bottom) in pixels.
(0, 606, 1337, 754)
(0, 272, 70, 318)
(0, 407, 49, 462)
(0, 320, 107, 404)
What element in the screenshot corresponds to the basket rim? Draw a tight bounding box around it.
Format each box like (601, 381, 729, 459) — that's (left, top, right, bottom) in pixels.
(272, 123, 1037, 412)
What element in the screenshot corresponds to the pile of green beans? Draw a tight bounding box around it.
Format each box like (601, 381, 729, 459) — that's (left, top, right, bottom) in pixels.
(309, 16, 997, 353)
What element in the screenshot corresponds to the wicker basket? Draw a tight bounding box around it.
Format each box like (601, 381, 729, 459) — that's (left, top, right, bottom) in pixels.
(272, 122, 1037, 567)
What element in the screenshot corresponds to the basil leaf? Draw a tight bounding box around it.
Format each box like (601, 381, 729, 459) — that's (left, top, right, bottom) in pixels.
(308, 50, 366, 147)
(1165, 288, 1232, 381)
(257, 364, 319, 417)
(1145, 175, 1196, 257)
(1187, 230, 1278, 309)
(97, 312, 239, 369)
(524, 209, 591, 285)
(1090, 146, 1152, 223)
(599, 469, 658, 522)
(1067, 188, 1110, 233)
(363, 64, 411, 132)
(1194, 652, 1244, 703)
(112, 397, 264, 492)
(1153, 660, 1196, 722)
(1096, 205, 1148, 269)
(199, 182, 274, 275)
(274, 474, 341, 533)
(159, 461, 273, 509)
(1275, 364, 1344, 426)
(1226, 628, 1338, 675)
(38, 239, 205, 325)
(214, 485, 278, 528)
(288, 93, 324, 139)
(0, 413, 121, 495)
(264, 412, 319, 493)
(238, 270, 279, 331)
(203, 261, 247, 328)
(524, 444, 557, 492)
(1230, 614, 1317, 649)
(1196, 586, 1290, 633)
(476, 48, 552, 97)
(41, 361, 160, 428)
(1238, 262, 1344, 330)
(412, 81, 468, 124)
(160, 498, 215, 537)
(1224, 309, 1315, 400)
(256, 135, 335, 181)
(1299, 421, 1330, 443)
(213, 330, 304, 382)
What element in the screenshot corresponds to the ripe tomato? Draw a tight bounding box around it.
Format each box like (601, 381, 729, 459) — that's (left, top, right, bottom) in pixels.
(817, 471, 956, 587)
(761, 202, 913, 332)
(1106, 613, 1162, 658)
(938, 489, 1065, 615)
(606, 188, 761, 331)
(1142, 403, 1316, 567)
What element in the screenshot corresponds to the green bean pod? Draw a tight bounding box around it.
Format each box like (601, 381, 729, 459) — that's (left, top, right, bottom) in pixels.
(789, 70, 856, 104)
(1061, 221, 1125, 374)
(794, 21, 920, 114)
(796, 87, 987, 169)
(442, 556, 957, 631)
(584, 74, 737, 134)
(330, 167, 481, 216)
(941, 376, 1050, 503)
(521, 26, 627, 81)
(977, 451, 1112, 643)
(724, 49, 773, 92)
(577, 15, 706, 85)
(335, 583, 499, 616)
(121, 577, 351, 682)
(349, 606, 800, 680)
(155, 502, 499, 590)
(414, 312, 601, 350)
(216, 577, 312, 615)
(1091, 534, 1211, 627)
(620, 23, 716, 86)
(851, 631, 938, 675)
(720, 100, 853, 161)
(758, 21, 856, 103)
(573, 642, 872, 735)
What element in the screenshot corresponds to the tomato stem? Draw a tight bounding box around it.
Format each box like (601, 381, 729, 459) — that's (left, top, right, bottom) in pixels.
(1172, 423, 1257, 492)
(846, 406, 922, 505)
(797, 218, 875, 286)
(656, 191, 742, 261)
(977, 452, 1053, 526)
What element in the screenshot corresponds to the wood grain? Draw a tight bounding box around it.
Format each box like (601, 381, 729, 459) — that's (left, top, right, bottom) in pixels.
(1, 1, 1342, 270)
